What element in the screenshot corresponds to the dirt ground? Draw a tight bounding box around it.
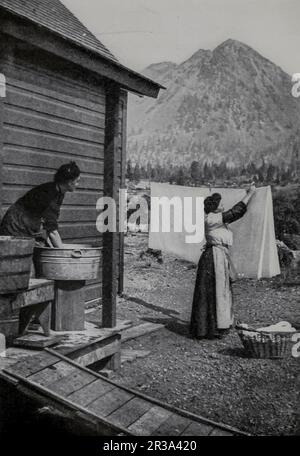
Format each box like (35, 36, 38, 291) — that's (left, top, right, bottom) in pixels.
(110, 233, 299, 436)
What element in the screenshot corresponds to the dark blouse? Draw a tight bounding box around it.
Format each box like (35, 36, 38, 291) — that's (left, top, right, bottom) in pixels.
(17, 182, 64, 232)
(222, 201, 247, 224)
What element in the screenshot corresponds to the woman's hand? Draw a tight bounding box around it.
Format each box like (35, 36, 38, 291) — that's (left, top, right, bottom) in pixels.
(242, 183, 256, 206)
(246, 183, 256, 195)
(46, 230, 63, 248)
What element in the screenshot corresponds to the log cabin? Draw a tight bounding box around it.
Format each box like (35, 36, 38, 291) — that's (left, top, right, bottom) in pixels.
(0, 0, 162, 327)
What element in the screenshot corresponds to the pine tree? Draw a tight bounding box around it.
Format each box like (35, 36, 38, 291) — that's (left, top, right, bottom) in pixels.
(146, 162, 152, 180)
(133, 163, 141, 183)
(126, 160, 133, 181)
(176, 168, 185, 186)
(190, 161, 200, 185)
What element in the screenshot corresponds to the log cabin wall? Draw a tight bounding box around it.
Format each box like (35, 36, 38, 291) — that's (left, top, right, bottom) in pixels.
(0, 34, 126, 306)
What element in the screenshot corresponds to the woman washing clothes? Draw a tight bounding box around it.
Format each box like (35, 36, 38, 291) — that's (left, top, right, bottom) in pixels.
(190, 184, 256, 339)
(0, 161, 81, 248)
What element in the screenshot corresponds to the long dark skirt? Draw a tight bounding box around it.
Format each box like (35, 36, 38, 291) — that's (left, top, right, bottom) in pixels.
(190, 247, 218, 339)
(0, 202, 42, 238)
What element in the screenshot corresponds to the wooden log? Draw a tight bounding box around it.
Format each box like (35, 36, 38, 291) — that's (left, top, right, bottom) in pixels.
(0, 89, 3, 217)
(52, 281, 86, 331)
(118, 92, 128, 295)
(102, 84, 120, 328)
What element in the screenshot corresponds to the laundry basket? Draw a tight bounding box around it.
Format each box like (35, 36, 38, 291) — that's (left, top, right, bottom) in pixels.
(236, 324, 296, 359)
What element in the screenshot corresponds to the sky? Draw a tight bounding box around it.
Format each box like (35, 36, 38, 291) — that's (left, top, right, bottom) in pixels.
(62, 0, 299, 75)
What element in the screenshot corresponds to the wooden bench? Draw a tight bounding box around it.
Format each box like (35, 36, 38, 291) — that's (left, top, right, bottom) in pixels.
(0, 279, 56, 347)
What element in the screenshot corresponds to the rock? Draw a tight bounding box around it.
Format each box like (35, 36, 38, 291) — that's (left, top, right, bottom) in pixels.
(276, 240, 294, 268)
(282, 234, 300, 250)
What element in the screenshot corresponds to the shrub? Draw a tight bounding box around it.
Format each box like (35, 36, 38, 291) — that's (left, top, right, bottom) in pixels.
(273, 187, 300, 240)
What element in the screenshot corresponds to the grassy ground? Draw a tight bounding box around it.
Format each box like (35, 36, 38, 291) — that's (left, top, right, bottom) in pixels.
(110, 233, 300, 436)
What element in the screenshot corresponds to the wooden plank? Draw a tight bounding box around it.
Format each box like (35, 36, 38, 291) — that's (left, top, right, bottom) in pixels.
(84, 283, 102, 304)
(59, 207, 98, 223)
(67, 335, 120, 364)
(74, 340, 120, 367)
(108, 396, 152, 428)
(59, 224, 101, 240)
(48, 370, 95, 397)
(209, 428, 233, 436)
(3, 59, 106, 109)
(128, 405, 173, 436)
(11, 282, 54, 310)
(118, 92, 127, 295)
(44, 349, 249, 436)
(102, 84, 120, 328)
(52, 281, 85, 331)
(28, 361, 76, 386)
(4, 107, 105, 143)
(0, 256, 31, 273)
(3, 369, 132, 436)
(3, 147, 104, 175)
(155, 413, 191, 436)
(181, 421, 213, 436)
(89, 387, 134, 417)
(3, 168, 103, 191)
(0, 81, 4, 216)
(4, 352, 58, 377)
(13, 333, 62, 349)
(68, 378, 114, 407)
(6, 86, 105, 127)
(2, 187, 103, 207)
(27, 278, 54, 290)
(3, 128, 104, 158)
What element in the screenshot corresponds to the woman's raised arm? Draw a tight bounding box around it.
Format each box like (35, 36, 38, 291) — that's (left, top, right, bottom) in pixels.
(222, 185, 256, 224)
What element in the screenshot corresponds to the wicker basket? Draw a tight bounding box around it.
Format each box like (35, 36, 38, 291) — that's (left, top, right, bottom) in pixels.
(236, 324, 296, 359)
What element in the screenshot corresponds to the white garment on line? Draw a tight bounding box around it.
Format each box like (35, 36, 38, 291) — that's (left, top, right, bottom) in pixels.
(149, 183, 280, 279)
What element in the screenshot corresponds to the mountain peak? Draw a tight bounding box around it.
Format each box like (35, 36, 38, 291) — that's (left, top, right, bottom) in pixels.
(146, 61, 177, 72)
(143, 61, 178, 80)
(214, 39, 254, 54)
(217, 38, 245, 49)
(127, 39, 300, 169)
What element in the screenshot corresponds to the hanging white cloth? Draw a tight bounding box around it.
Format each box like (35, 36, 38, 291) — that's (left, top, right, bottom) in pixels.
(149, 183, 280, 279)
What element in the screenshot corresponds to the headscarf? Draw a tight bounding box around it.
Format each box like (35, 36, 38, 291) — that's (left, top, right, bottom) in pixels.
(204, 193, 222, 214)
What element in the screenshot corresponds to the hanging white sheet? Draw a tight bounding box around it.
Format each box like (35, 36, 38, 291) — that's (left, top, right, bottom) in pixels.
(149, 183, 280, 279)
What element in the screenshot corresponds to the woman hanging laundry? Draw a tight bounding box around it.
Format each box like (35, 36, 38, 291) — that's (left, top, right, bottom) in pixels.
(190, 184, 256, 339)
(0, 162, 81, 248)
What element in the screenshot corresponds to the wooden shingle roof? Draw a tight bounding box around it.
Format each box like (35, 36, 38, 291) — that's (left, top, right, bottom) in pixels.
(0, 0, 164, 97)
(0, 0, 118, 63)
